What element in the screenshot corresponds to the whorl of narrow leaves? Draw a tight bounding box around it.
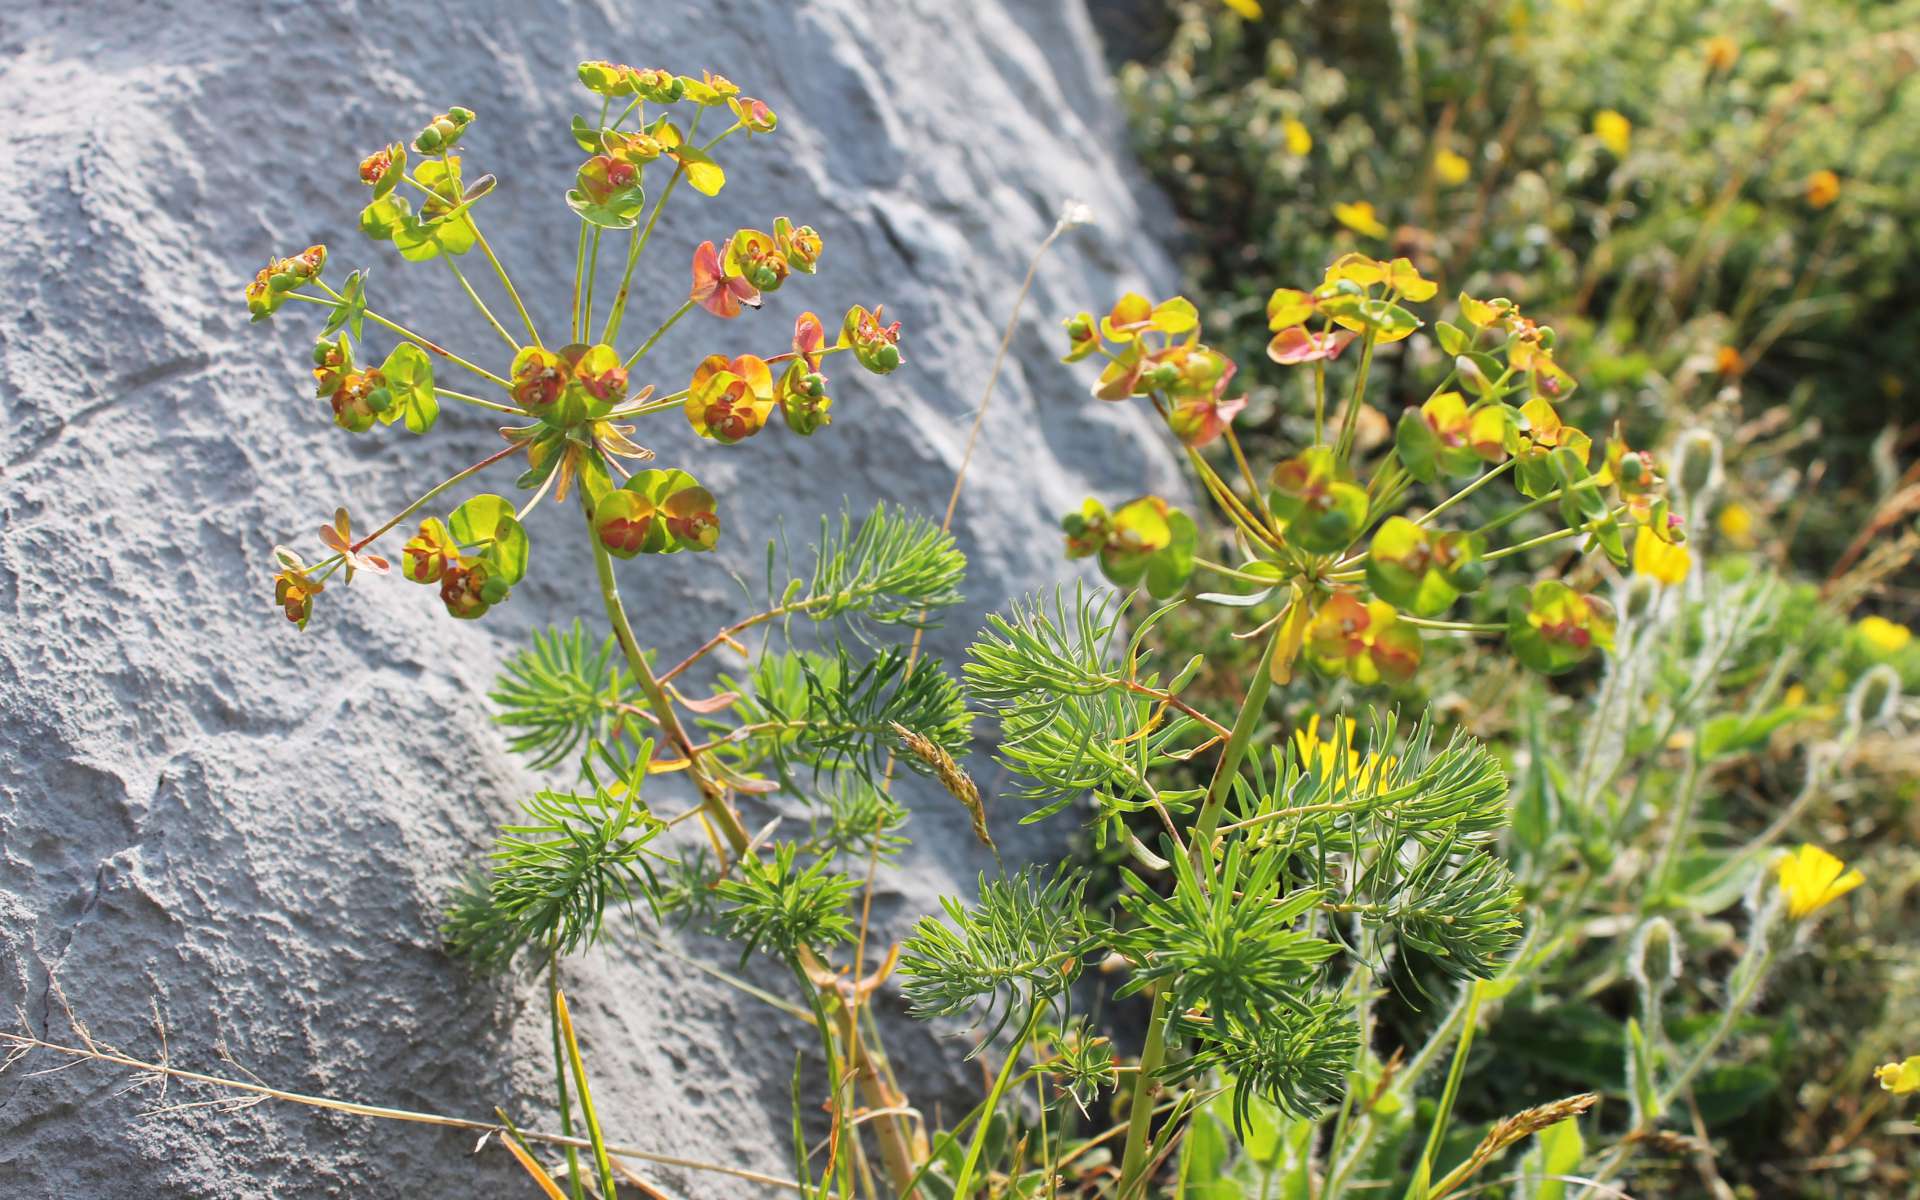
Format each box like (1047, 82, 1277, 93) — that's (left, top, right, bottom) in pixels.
(964, 586, 1126, 705)
(1240, 711, 1509, 853)
(490, 621, 632, 770)
(1047, 1018, 1119, 1112)
(898, 868, 1099, 1045)
(799, 504, 967, 630)
(1232, 710, 1521, 980)
(1116, 840, 1336, 1031)
(1167, 992, 1361, 1128)
(443, 744, 662, 972)
(966, 588, 1205, 819)
(805, 780, 910, 864)
(1352, 841, 1522, 982)
(716, 842, 858, 965)
(728, 645, 971, 788)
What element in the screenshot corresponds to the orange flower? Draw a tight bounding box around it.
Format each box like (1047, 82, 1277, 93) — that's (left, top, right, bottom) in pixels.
(690, 240, 761, 318)
(791, 311, 827, 369)
(687, 354, 775, 442)
(1267, 326, 1355, 366)
(1806, 169, 1840, 209)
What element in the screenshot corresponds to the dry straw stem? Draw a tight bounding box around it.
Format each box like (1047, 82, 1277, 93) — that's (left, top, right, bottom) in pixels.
(1428, 1092, 1598, 1199)
(891, 720, 991, 852)
(0, 1020, 813, 1194)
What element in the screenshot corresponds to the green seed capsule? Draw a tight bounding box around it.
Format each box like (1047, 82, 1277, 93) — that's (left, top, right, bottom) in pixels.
(1445, 558, 1487, 593)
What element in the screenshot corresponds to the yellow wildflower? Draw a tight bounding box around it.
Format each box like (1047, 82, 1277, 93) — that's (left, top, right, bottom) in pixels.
(1857, 615, 1913, 656)
(1807, 169, 1840, 209)
(1715, 344, 1745, 377)
(1775, 843, 1863, 921)
(1333, 201, 1389, 239)
(1434, 148, 1471, 186)
(1294, 715, 1397, 790)
(1283, 118, 1312, 157)
(1593, 110, 1631, 157)
(1716, 503, 1754, 547)
(1702, 35, 1740, 72)
(1878, 1055, 1920, 1096)
(1222, 0, 1263, 17)
(1633, 530, 1691, 586)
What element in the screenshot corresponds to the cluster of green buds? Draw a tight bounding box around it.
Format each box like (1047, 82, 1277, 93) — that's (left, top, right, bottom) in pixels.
(1060, 251, 1672, 684)
(412, 106, 475, 154)
(244, 245, 327, 321)
(312, 335, 438, 434)
(397, 495, 529, 620)
(246, 62, 903, 630)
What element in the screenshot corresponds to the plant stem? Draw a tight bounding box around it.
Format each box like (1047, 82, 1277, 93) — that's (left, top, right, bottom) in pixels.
(625, 299, 695, 370)
(1119, 679, 1235, 740)
(1406, 983, 1483, 1199)
(441, 254, 519, 351)
(1189, 623, 1283, 855)
(548, 957, 586, 1200)
(830, 994, 921, 1195)
(1470, 478, 1600, 537)
(440, 151, 542, 347)
(609, 386, 691, 419)
(1187, 444, 1285, 555)
(658, 602, 803, 684)
(286, 291, 511, 390)
(572, 223, 588, 342)
(0, 1028, 819, 1192)
(1225, 426, 1277, 531)
(601, 188, 677, 345)
(1397, 615, 1505, 633)
(1647, 746, 1703, 902)
(582, 227, 604, 340)
(1313, 363, 1328, 446)
(581, 490, 751, 857)
(1482, 524, 1582, 561)
(1334, 331, 1379, 466)
(553, 989, 619, 1200)
(951, 1003, 1044, 1200)
(1578, 941, 1777, 1196)
(601, 111, 702, 345)
(799, 972, 852, 1192)
(352, 441, 524, 552)
(1194, 557, 1278, 585)
(1118, 621, 1283, 1196)
(433, 387, 523, 415)
(1416, 460, 1514, 528)
(1117, 992, 1173, 1195)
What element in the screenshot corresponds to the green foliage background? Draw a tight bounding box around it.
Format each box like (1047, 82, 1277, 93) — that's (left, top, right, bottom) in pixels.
(1119, 0, 1920, 562)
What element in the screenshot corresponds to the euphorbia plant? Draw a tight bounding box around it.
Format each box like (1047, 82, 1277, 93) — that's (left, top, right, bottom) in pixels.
(248, 62, 961, 1199)
(885, 252, 1704, 1198)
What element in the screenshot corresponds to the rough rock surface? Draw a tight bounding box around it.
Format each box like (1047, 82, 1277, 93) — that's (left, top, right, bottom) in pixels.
(0, 2, 1181, 1195)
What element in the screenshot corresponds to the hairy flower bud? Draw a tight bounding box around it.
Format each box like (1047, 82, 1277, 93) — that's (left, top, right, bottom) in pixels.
(1847, 663, 1901, 730)
(1674, 429, 1723, 499)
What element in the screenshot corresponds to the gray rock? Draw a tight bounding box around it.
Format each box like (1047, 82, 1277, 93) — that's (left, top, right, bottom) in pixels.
(0, 1, 1182, 1195)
